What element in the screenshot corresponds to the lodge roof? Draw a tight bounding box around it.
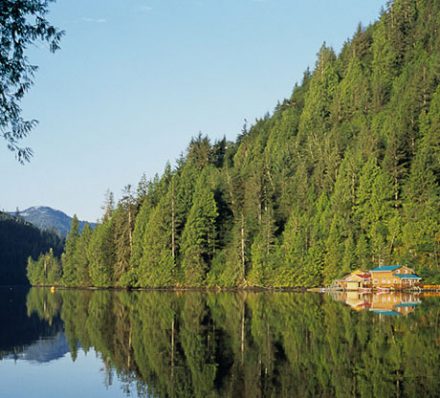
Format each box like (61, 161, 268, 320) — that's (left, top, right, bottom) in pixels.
(342, 270, 370, 280)
(370, 265, 401, 272)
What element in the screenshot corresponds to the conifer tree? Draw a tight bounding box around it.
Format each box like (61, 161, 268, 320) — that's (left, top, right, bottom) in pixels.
(88, 220, 115, 287)
(113, 185, 137, 286)
(62, 215, 80, 286)
(249, 208, 278, 286)
(129, 195, 154, 283)
(136, 191, 176, 287)
(298, 44, 339, 148)
(45, 248, 62, 284)
(342, 233, 356, 273)
(323, 216, 344, 284)
(281, 209, 306, 284)
(370, 16, 397, 109)
(75, 224, 92, 286)
(27, 248, 61, 285)
(181, 176, 218, 286)
(27, 256, 43, 285)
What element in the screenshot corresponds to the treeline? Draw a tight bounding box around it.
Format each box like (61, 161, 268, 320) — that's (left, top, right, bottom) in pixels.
(27, 289, 440, 397)
(29, 0, 440, 288)
(0, 212, 63, 285)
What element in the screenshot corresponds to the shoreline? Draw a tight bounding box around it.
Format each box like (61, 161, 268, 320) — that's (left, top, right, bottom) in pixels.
(25, 285, 310, 293)
(17, 284, 440, 293)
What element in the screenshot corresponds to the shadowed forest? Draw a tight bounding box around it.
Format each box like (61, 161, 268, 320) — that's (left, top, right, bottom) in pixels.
(0, 212, 63, 285)
(28, 0, 439, 288)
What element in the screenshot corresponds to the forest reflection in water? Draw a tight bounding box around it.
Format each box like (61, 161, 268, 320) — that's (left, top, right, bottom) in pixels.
(21, 288, 440, 397)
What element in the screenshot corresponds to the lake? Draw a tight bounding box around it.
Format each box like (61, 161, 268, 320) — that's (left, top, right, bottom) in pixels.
(0, 287, 439, 397)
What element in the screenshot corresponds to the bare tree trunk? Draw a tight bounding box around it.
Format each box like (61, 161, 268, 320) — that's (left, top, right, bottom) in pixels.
(171, 179, 176, 260)
(128, 207, 133, 255)
(241, 212, 246, 280)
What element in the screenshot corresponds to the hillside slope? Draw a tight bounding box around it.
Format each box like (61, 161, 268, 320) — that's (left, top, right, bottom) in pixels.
(30, 0, 440, 288)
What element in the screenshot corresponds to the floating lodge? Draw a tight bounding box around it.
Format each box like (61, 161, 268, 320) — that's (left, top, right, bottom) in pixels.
(332, 265, 422, 292)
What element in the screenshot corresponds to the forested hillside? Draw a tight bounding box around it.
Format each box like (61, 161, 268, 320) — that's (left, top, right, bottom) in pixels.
(0, 212, 63, 285)
(29, 0, 440, 288)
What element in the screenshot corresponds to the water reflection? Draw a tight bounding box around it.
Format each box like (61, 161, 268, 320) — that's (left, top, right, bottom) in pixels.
(8, 332, 69, 363)
(1, 288, 440, 397)
(0, 287, 63, 361)
(331, 291, 423, 316)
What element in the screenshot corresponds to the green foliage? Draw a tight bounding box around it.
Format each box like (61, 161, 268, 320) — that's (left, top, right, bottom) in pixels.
(1, 212, 63, 285)
(27, 248, 61, 286)
(74, 224, 93, 286)
(136, 191, 176, 287)
(30, 0, 440, 287)
(113, 186, 137, 286)
(88, 220, 115, 287)
(0, 0, 63, 162)
(249, 208, 278, 286)
(62, 215, 81, 286)
(401, 86, 440, 272)
(181, 174, 218, 287)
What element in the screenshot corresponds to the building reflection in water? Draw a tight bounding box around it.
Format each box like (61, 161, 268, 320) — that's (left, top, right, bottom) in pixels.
(331, 291, 422, 316)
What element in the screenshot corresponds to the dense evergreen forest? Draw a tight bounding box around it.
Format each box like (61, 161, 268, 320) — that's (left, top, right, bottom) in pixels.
(26, 289, 440, 397)
(0, 212, 63, 285)
(28, 0, 440, 288)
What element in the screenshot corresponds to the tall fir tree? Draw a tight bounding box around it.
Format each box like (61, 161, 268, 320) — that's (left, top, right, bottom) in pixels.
(62, 215, 80, 286)
(136, 190, 176, 287)
(88, 220, 115, 287)
(181, 175, 218, 287)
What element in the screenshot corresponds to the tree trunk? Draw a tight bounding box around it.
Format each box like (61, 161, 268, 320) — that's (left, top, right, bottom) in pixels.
(241, 212, 246, 280)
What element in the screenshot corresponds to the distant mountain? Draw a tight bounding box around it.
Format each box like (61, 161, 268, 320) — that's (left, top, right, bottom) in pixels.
(13, 206, 97, 238)
(20, 331, 69, 363)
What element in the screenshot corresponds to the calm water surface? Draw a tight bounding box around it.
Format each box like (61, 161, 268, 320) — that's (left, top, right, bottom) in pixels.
(0, 287, 439, 397)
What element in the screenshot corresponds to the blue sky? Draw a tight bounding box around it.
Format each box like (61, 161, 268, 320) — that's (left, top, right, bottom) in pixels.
(1, 0, 387, 221)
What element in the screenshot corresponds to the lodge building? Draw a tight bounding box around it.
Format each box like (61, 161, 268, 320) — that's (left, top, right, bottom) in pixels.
(370, 265, 421, 289)
(335, 265, 421, 291)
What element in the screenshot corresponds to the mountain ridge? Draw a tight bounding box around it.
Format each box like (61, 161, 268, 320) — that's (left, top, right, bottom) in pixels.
(11, 206, 97, 238)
